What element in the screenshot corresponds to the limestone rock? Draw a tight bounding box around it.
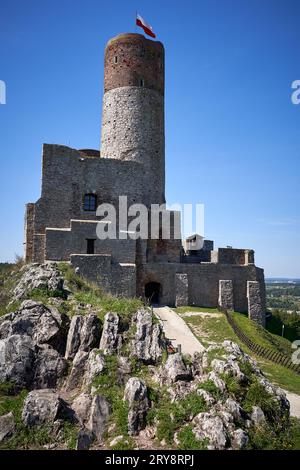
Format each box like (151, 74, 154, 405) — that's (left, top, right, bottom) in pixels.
(10, 300, 69, 354)
(33, 344, 68, 389)
(164, 353, 192, 383)
(197, 389, 215, 407)
(72, 393, 92, 426)
(0, 334, 36, 389)
(76, 428, 94, 450)
(193, 412, 228, 450)
(65, 314, 101, 360)
(84, 349, 105, 387)
(0, 412, 15, 442)
(224, 398, 243, 422)
(66, 350, 89, 392)
(250, 406, 265, 425)
(124, 377, 149, 436)
(65, 315, 84, 360)
(87, 395, 110, 442)
(13, 263, 64, 301)
(231, 428, 249, 449)
(207, 371, 226, 393)
(109, 435, 125, 447)
(132, 309, 165, 364)
(99, 312, 120, 355)
(22, 389, 62, 427)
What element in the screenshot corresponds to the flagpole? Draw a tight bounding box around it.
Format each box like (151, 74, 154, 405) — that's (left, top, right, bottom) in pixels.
(135, 9, 137, 33)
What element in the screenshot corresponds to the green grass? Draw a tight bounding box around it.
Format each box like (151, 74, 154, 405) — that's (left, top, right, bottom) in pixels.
(174, 306, 220, 314)
(177, 425, 208, 450)
(181, 308, 300, 394)
(0, 262, 23, 316)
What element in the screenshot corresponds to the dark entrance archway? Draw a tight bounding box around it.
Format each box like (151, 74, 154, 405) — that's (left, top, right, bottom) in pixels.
(145, 282, 161, 305)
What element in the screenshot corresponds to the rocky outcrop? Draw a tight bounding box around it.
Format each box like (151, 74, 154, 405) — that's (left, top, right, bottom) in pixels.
(193, 412, 229, 450)
(164, 353, 192, 383)
(22, 389, 63, 427)
(0, 334, 36, 389)
(124, 377, 149, 436)
(132, 309, 165, 364)
(99, 312, 120, 355)
(65, 314, 101, 360)
(87, 395, 110, 442)
(4, 300, 69, 355)
(33, 344, 68, 389)
(13, 263, 64, 301)
(0, 413, 15, 442)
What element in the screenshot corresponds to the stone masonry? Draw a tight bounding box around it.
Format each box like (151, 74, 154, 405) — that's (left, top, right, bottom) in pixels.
(24, 32, 266, 325)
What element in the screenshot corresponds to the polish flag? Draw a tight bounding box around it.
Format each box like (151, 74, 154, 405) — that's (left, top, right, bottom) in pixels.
(136, 14, 156, 38)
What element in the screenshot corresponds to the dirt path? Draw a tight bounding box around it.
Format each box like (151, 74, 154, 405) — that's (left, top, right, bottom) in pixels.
(284, 391, 300, 418)
(153, 306, 205, 355)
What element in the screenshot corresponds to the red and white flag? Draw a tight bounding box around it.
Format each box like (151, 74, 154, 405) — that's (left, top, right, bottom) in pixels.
(136, 14, 156, 38)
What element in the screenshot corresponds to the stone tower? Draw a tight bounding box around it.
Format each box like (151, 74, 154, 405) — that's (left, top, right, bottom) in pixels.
(100, 33, 165, 205)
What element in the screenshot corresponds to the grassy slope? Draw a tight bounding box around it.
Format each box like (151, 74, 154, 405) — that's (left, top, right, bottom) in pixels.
(176, 308, 300, 395)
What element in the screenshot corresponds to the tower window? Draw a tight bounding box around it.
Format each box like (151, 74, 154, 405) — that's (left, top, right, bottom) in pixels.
(114, 56, 118, 64)
(139, 79, 145, 87)
(83, 193, 97, 211)
(86, 239, 95, 254)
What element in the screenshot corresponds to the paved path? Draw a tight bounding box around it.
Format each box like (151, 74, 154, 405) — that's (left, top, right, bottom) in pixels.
(153, 306, 205, 355)
(285, 391, 300, 418)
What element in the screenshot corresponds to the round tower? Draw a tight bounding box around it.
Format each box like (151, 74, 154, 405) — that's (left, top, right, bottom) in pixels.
(100, 33, 165, 204)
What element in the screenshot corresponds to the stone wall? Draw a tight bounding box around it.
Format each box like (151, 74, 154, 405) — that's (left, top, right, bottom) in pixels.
(218, 280, 234, 311)
(175, 274, 188, 307)
(247, 281, 266, 327)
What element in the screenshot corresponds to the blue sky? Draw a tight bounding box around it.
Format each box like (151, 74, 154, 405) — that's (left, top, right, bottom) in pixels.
(0, 0, 299, 277)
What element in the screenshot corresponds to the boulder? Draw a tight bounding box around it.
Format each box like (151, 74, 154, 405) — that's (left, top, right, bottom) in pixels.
(231, 429, 249, 449)
(65, 315, 84, 360)
(0, 334, 36, 389)
(22, 389, 62, 427)
(250, 406, 265, 425)
(197, 389, 215, 407)
(0, 412, 15, 442)
(76, 428, 94, 450)
(87, 395, 110, 442)
(65, 350, 89, 392)
(65, 314, 101, 360)
(13, 263, 64, 301)
(207, 371, 226, 393)
(124, 377, 149, 436)
(99, 312, 120, 355)
(84, 349, 105, 387)
(224, 398, 243, 422)
(164, 353, 192, 383)
(33, 344, 68, 389)
(132, 309, 165, 364)
(72, 393, 92, 426)
(10, 301, 69, 354)
(193, 412, 228, 450)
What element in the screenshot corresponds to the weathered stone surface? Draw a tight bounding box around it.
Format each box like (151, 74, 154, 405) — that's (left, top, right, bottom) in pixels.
(218, 280, 234, 311)
(99, 312, 120, 355)
(211, 358, 245, 383)
(72, 393, 92, 426)
(13, 263, 64, 301)
(0, 334, 36, 389)
(66, 350, 89, 392)
(231, 428, 249, 449)
(33, 344, 68, 389)
(224, 398, 243, 422)
(196, 389, 215, 407)
(207, 371, 226, 393)
(84, 350, 105, 387)
(175, 273, 188, 307)
(250, 406, 265, 425)
(164, 353, 192, 383)
(133, 309, 165, 364)
(65, 314, 101, 360)
(10, 300, 69, 354)
(65, 315, 84, 360)
(22, 389, 62, 427)
(87, 395, 110, 442)
(0, 412, 15, 442)
(124, 377, 149, 436)
(193, 412, 228, 450)
(80, 314, 102, 352)
(247, 281, 266, 327)
(76, 428, 94, 450)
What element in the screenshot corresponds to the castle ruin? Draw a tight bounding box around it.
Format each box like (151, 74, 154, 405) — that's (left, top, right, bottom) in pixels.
(24, 33, 266, 326)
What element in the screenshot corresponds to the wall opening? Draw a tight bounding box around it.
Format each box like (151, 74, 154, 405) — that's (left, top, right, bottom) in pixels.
(145, 282, 161, 304)
(83, 193, 97, 211)
(86, 239, 95, 254)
